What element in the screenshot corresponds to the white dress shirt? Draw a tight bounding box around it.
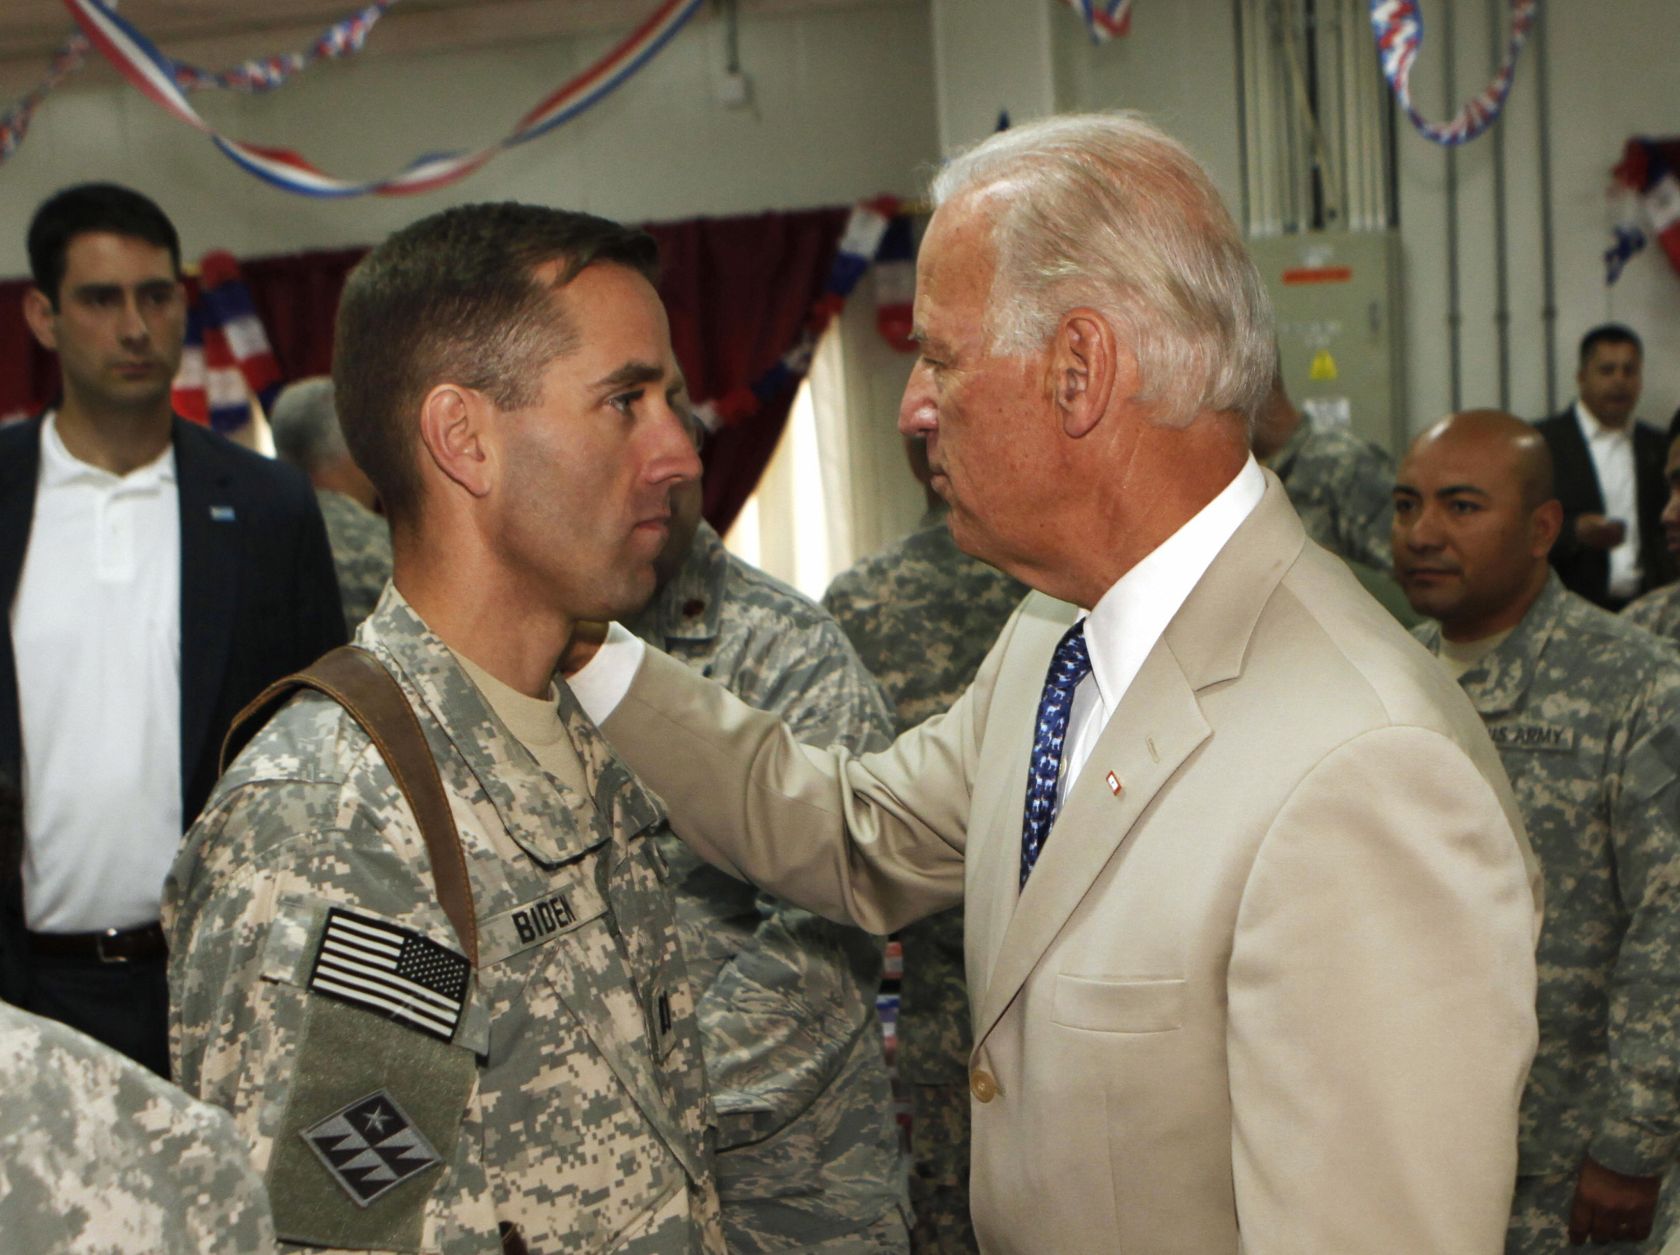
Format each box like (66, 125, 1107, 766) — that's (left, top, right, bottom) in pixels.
(1575, 400, 1642, 600)
(572, 457, 1267, 817)
(1058, 455, 1265, 802)
(11, 414, 182, 931)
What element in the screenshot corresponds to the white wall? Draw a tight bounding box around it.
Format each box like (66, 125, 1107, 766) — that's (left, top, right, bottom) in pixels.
(0, 1, 939, 275)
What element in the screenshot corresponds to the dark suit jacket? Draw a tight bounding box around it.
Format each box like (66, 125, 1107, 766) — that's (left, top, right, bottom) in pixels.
(0, 416, 344, 974)
(1535, 406, 1675, 607)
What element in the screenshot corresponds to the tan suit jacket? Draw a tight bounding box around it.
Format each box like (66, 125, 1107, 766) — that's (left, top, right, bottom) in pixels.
(605, 475, 1541, 1253)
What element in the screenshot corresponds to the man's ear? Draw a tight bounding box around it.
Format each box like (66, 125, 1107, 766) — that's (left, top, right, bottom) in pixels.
(1531, 498, 1564, 558)
(1049, 310, 1119, 439)
(417, 384, 494, 499)
(22, 288, 57, 352)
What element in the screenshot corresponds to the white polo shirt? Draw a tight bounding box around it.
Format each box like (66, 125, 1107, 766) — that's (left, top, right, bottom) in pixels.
(11, 413, 182, 932)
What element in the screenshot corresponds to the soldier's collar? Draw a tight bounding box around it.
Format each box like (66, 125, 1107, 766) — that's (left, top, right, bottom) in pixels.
(1452, 573, 1566, 715)
(631, 520, 728, 647)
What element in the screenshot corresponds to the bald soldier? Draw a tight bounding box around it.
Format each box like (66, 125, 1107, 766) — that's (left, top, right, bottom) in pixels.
(1622, 434, 1680, 646)
(1395, 411, 1680, 1251)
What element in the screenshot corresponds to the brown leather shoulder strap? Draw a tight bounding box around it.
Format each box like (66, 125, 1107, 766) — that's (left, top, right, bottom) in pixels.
(221, 646, 479, 966)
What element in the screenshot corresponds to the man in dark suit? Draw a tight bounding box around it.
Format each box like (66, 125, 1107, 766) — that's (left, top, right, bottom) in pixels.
(1535, 324, 1673, 609)
(0, 183, 343, 1074)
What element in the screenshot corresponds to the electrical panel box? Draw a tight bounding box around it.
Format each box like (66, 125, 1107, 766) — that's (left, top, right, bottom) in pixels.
(1247, 230, 1406, 457)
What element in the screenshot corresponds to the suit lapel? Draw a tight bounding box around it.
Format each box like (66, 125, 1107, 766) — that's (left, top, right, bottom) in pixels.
(973, 644, 1209, 1044)
(175, 420, 241, 809)
(0, 419, 42, 784)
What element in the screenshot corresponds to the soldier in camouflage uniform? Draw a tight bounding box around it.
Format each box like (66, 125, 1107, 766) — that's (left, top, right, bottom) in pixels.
(823, 446, 1025, 1255)
(0, 999, 276, 1253)
(1395, 411, 1680, 1252)
(626, 497, 908, 1252)
(166, 204, 724, 1253)
(270, 375, 393, 633)
(1251, 370, 1396, 572)
(1622, 433, 1680, 647)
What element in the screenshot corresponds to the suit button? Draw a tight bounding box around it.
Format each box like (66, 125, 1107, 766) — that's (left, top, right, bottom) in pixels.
(970, 1069, 997, 1103)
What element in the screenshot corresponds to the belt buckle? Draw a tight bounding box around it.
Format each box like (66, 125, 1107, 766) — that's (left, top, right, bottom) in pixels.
(95, 928, 131, 964)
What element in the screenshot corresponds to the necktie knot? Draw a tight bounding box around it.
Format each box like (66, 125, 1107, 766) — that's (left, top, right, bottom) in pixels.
(1020, 622, 1092, 886)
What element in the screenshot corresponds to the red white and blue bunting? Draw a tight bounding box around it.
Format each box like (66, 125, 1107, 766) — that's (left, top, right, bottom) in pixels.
(1065, 0, 1133, 44)
(53, 0, 703, 197)
(172, 253, 282, 433)
(1, 2, 399, 168)
(694, 197, 908, 434)
(1370, 0, 1538, 148)
(1607, 138, 1680, 287)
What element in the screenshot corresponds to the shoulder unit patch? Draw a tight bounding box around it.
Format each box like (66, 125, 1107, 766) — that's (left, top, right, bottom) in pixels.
(302, 1089, 443, 1206)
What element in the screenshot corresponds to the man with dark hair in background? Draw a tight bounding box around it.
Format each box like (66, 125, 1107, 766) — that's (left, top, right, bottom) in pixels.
(167, 203, 725, 1253)
(1395, 410, 1680, 1251)
(0, 182, 343, 1075)
(270, 374, 393, 633)
(1536, 324, 1674, 608)
(823, 433, 1025, 1253)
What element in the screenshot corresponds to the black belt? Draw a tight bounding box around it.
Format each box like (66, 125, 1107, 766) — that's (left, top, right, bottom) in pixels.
(26, 922, 167, 964)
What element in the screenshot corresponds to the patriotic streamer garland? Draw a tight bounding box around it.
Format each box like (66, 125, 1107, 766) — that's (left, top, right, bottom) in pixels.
(694, 197, 906, 435)
(172, 252, 283, 433)
(1065, 0, 1133, 44)
(0, 2, 400, 168)
(1607, 138, 1680, 287)
(56, 0, 703, 197)
(1370, 0, 1538, 147)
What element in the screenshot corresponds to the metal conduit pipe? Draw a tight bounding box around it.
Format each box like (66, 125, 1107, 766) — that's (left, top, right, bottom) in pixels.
(1535, 12, 1559, 411)
(1443, 0, 1463, 411)
(1489, 0, 1512, 410)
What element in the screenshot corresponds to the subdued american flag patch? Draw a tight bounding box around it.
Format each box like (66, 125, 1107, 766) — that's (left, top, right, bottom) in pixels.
(307, 909, 470, 1042)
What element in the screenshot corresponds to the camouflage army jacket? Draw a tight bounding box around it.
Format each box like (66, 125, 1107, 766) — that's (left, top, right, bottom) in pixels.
(1415, 574, 1680, 1176)
(823, 508, 1024, 1086)
(0, 1001, 276, 1254)
(628, 522, 905, 1246)
(1623, 580, 1680, 650)
(315, 488, 393, 635)
(166, 588, 724, 1254)
(1269, 414, 1397, 572)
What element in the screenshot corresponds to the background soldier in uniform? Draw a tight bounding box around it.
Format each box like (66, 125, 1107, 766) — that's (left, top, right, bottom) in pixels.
(823, 435, 1024, 1253)
(1395, 410, 1680, 1251)
(1621, 432, 1680, 647)
(626, 471, 908, 1251)
(166, 204, 724, 1254)
(0, 999, 277, 1254)
(270, 375, 393, 634)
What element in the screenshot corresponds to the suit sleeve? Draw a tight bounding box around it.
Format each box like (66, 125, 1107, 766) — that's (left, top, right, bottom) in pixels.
(1592, 682, 1680, 1174)
(601, 615, 1015, 934)
(1226, 725, 1538, 1253)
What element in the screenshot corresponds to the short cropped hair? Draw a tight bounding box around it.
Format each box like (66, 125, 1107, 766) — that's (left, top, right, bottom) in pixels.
(269, 377, 346, 474)
(1579, 323, 1642, 367)
(27, 183, 180, 307)
(333, 203, 659, 526)
(930, 111, 1274, 429)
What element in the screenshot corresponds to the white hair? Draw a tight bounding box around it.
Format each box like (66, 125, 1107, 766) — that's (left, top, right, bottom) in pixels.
(268, 375, 347, 473)
(931, 111, 1274, 429)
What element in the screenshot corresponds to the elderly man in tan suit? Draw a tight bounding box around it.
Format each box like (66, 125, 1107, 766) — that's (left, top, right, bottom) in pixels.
(571, 113, 1541, 1252)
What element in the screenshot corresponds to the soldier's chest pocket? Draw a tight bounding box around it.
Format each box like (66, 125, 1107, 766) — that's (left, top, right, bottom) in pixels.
(256, 898, 483, 1254)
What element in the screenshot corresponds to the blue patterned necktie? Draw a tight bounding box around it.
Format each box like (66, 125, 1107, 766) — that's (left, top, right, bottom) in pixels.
(1020, 621, 1092, 886)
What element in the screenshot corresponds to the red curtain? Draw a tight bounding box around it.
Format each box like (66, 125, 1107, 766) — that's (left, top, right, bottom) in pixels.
(1, 207, 849, 534)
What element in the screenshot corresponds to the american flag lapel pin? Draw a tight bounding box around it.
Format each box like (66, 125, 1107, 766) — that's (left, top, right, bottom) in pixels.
(1105, 771, 1123, 796)
(210, 505, 236, 522)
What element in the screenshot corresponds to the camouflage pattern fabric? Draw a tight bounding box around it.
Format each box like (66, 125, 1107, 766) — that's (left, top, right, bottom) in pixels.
(628, 521, 908, 1253)
(0, 999, 276, 1254)
(823, 508, 1025, 1254)
(1623, 582, 1680, 649)
(1415, 574, 1680, 1247)
(314, 489, 392, 636)
(166, 587, 724, 1255)
(1268, 413, 1397, 572)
